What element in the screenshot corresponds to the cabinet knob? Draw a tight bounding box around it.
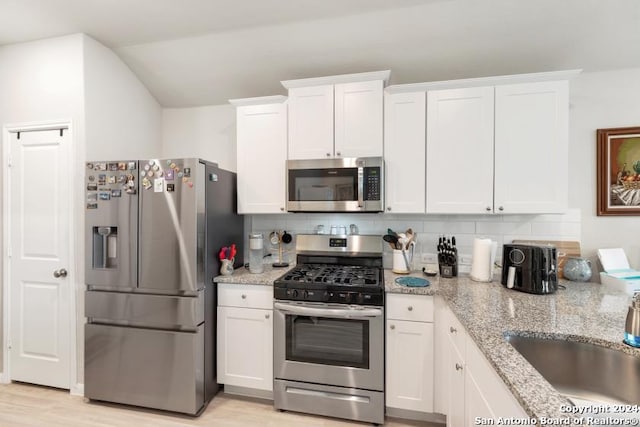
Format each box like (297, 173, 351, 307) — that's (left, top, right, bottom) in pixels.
(336, 152, 341, 156)
(455, 363, 463, 371)
(241, 294, 247, 299)
(450, 326, 457, 333)
(498, 206, 504, 211)
(326, 153, 331, 157)
(265, 313, 270, 319)
(485, 206, 491, 211)
(280, 207, 285, 211)
(387, 207, 391, 211)
(390, 324, 395, 330)
(407, 306, 413, 311)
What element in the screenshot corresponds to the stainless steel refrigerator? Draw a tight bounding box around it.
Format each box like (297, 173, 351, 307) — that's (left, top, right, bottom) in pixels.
(84, 158, 243, 415)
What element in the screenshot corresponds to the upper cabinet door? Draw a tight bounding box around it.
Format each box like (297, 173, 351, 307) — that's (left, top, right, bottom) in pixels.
(426, 87, 495, 214)
(494, 81, 569, 214)
(384, 91, 426, 213)
(335, 80, 384, 158)
(236, 102, 287, 214)
(287, 85, 334, 160)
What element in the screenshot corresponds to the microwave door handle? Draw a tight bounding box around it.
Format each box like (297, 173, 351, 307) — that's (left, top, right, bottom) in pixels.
(357, 166, 364, 208)
(274, 302, 382, 319)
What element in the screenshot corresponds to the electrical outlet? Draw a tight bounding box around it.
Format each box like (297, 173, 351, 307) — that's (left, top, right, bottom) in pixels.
(458, 254, 472, 265)
(421, 253, 437, 263)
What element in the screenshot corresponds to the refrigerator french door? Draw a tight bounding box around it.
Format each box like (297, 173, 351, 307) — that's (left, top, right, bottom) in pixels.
(84, 158, 243, 415)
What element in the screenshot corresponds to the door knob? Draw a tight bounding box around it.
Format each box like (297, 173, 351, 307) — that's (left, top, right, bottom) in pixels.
(53, 268, 68, 278)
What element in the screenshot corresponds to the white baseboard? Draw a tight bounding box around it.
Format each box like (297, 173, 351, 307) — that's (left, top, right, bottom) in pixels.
(70, 382, 84, 396)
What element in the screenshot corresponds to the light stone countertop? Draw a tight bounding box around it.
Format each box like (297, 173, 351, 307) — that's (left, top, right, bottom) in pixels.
(216, 266, 638, 421)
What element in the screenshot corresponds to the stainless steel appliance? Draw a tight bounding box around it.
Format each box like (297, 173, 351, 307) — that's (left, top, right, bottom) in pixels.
(84, 158, 243, 415)
(624, 292, 640, 348)
(501, 243, 558, 294)
(286, 157, 384, 212)
(273, 234, 384, 424)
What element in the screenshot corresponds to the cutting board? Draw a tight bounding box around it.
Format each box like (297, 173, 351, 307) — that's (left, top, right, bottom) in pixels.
(512, 240, 581, 279)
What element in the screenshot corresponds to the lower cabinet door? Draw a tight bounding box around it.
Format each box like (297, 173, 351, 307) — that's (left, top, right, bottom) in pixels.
(217, 306, 273, 391)
(386, 319, 434, 412)
(447, 338, 465, 427)
(465, 369, 494, 424)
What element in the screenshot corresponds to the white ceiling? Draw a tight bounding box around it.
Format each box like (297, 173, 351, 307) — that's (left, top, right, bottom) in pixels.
(1, 0, 639, 107)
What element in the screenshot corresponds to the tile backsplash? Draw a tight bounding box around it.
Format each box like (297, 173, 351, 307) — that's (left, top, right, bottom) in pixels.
(247, 209, 581, 271)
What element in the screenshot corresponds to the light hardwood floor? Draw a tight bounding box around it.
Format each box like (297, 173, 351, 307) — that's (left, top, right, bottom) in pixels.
(0, 382, 442, 427)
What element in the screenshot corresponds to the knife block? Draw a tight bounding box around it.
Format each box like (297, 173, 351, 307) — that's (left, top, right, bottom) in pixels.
(439, 261, 458, 278)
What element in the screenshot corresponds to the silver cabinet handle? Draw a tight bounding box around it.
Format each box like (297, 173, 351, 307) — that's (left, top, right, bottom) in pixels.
(241, 294, 247, 299)
(387, 207, 391, 211)
(390, 324, 395, 330)
(499, 206, 504, 211)
(336, 152, 341, 156)
(455, 363, 463, 371)
(407, 306, 413, 311)
(486, 206, 491, 211)
(326, 153, 331, 157)
(265, 313, 270, 319)
(53, 268, 68, 278)
(450, 326, 457, 333)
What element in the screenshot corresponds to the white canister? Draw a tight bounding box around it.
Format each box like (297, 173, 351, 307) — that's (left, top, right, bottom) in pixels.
(392, 249, 412, 274)
(248, 233, 264, 274)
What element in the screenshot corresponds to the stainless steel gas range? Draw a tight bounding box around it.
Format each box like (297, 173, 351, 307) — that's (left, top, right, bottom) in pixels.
(273, 234, 384, 425)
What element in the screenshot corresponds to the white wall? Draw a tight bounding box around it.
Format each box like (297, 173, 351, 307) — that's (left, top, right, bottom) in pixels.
(83, 35, 162, 160)
(569, 68, 640, 268)
(162, 104, 236, 171)
(0, 33, 85, 387)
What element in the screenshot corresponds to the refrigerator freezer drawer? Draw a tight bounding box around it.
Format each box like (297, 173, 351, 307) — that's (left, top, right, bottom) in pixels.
(85, 323, 205, 415)
(85, 290, 204, 329)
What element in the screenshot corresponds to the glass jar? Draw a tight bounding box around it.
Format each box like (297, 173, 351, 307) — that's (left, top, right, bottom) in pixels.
(563, 257, 592, 282)
(248, 233, 264, 274)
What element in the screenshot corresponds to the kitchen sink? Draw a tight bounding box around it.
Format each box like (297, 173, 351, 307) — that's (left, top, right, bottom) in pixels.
(505, 335, 640, 406)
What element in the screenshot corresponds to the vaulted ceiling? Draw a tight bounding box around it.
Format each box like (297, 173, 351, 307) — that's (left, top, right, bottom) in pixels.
(1, 0, 639, 107)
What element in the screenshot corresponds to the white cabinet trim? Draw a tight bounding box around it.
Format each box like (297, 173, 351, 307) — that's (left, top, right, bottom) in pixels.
(282, 70, 390, 89)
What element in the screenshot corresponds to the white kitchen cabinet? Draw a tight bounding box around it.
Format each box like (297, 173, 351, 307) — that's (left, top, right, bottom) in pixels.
(426, 80, 569, 214)
(434, 298, 527, 423)
(217, 283, 273, 393)
(231, 96, 287, 214)
(426, 86, 495, 214)
(283, 71, 388, 160)
(287, 85, 334, 159)
(384, 91, 426, 213)
(494, 81, 569, 213)
(386, 293, 434, 413)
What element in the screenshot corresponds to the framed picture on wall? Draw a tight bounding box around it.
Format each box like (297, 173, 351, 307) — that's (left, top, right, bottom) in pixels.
(597, 126, 640, 215)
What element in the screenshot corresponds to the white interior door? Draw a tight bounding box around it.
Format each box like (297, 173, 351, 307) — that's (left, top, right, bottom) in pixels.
(8, 128, 71, 389)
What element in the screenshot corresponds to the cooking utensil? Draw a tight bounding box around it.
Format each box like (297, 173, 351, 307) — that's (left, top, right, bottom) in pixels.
(269, 231, 280, 245)
(383, 234, 400, 250)
(281, 230, 292, 244)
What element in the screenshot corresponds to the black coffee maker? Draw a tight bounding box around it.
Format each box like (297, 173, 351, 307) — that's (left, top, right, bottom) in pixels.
(501, 244, 558, 294)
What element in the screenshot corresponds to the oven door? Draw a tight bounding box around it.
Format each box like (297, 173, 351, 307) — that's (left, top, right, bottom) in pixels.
(274, 301, 384, 391)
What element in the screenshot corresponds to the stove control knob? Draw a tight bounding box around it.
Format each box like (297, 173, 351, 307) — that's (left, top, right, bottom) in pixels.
(357, 293, 365, 304)
(303, 290, 309, 299)
(343, 293, 352, 303)
(291, 289, 298, 298)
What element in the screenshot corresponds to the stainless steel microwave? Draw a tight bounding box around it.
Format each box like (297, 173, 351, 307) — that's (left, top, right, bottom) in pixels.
(286, 157, 384, 212)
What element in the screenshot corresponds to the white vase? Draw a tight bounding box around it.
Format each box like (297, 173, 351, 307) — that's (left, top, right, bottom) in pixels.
(220, 258, 234, 276)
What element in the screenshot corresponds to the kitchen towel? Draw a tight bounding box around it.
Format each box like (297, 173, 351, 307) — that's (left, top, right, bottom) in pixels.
(470, 238, 497, 282)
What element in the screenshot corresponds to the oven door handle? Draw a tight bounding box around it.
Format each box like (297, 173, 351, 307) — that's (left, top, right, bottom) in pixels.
(274, 302, 382, 319)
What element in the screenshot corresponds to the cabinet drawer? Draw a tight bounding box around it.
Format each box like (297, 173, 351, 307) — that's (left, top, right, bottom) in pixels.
(387, 293, 433, 322)
(218, 283, 273, 309)
(444, 307, 467, 357)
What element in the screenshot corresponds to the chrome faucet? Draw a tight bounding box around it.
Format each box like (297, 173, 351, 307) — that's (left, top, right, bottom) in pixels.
(624, 292, 640, 348)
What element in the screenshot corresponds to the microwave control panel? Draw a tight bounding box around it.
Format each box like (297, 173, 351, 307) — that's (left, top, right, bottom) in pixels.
(364, 167, 381, 201)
